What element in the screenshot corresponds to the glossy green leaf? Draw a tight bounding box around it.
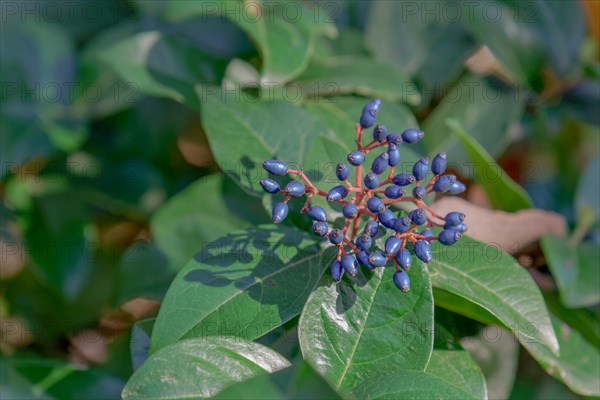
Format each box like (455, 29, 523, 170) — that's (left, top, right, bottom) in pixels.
(99, 30, 225, 107)
(294, 57, 420, 105)
(150, 225, 326, 352)
(575, 153, 600, 224)
(151, 174, 269, 271)
(428, 236, 559, 354)
(200, 94, 324, 194)
(350, 349, 487, 400)
(421, 74, 525, 161)
(541, 235, 600, 308)
(434, 289, 600, 396)
(123, 336, 291, 399)
(298, 265, 434, 395)
(447, 119, 533, 212)
(365, 0, 477, 105)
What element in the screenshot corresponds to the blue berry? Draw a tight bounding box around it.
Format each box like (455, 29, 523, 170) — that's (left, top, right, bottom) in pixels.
(393, 216, 411, 233)
(401, 128, 424, 144)
(359, 98, 381, 129)
(364, 220, 379, 237)
(307, 206, 328, 222)
(367, 197, 385, 213)
(341, 254, 358, 276)
(371, 152, 389, 175)
(384, 185, 405, 199)
(364, 172, 379, 189)
(331, 260, 344, 283)
(336, 163, 350, 181)
(272, 202, 289, 224)
(412, 158, 429, 181)
(356, 233, 373, 251)
(445, 211, 465, 226)
(396, 248, 412, 270)
(285, 181, 305, 197)
(356, 251, 373, 270)
(386, 133, 402, 146)
(409, 208, 427, 226)
(329, 229, 344, 245)
(378, 209, 396, 229)
(393, 270, 410, 292)
(263, 160, 288, 176)
(392, 173, 415, 186)
(347, 151, 365, 166)
(431, 152, 447, 175)
(343, 203, 358, 219)
(448, 181, 466, 194)
(372, 124, 388, 142)
(413, 186, 427, 199)
(368, 252, 387, 267)
(384, 236, 402, 257)
(432, 174, 456, 192)
(438, 229, 461, 245)
(387, 144, 401, 166)
(445, 222, 468, 233)
(312, 221, 329, 237)
(327, 185, 349, 202)
(260, 178, 280, 194)
(421, 229, 433, 238)
(414, 240, 432, 263)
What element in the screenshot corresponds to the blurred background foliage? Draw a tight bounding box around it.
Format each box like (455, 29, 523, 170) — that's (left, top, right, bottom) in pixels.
(1, 0, 599, 399)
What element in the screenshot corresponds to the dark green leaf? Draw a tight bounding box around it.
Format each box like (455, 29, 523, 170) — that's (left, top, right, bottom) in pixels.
(151, 174, 269, 271)
(150, 225, 326, 353)
(294, 57, 420, 104)
(365, 0, 477, 105)
(541, 235, 600, 308)
(447, 119, 533, 212)
(122, 336, 291, 399)
(115, 242, 173, 304)
(428, 236, 559, 354)
(99, 30, 225, 107)
(350, 349, 487, 400)
(298, 265, 434, 395)
(200, 94, 324, 194)
(421, 74, 525, 161)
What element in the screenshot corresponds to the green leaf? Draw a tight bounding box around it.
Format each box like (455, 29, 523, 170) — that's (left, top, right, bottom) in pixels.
(99, 30, 225, 107)
(434, 289, 600, 396)
(115, 242, 173, 304)
(541, 235, 600, 308)
(2, 357, 124, 400)
(421, 73, 525, 161)
(200, 94, 324, 194)
(151, 174, 269, 271)
(575, 153, 600, 224)
(122, 336, 291, 399)
(461, 326, 519, 400)
(447, 119, 533, 212)
(150, 225, 326, 353)
(298, 265, 434, 395)
(350, 349, 487, 400)
(428, 236, 559, 354)
(365, 0, 477, 105)
(294, 57, 420, 105)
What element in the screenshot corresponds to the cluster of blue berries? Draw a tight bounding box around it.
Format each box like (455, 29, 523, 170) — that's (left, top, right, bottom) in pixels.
(260, 99, 467, 292)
